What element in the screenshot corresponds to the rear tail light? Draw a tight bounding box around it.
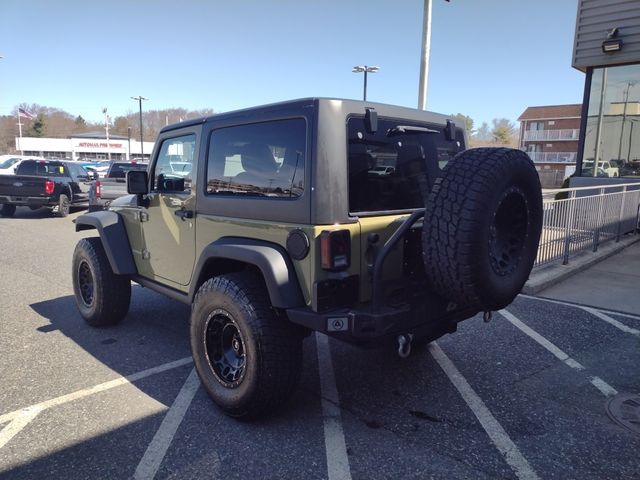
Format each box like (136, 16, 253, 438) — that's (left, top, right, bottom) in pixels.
(320, 229, 351, 271)
(44, 180, 54, 195)
(95, 180, 101, 198)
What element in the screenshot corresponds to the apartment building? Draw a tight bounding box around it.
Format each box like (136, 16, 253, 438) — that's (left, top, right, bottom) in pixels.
(518, 104, 582, 187)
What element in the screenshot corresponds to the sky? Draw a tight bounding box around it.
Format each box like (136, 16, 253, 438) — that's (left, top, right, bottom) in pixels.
(0, 0, 585, 130)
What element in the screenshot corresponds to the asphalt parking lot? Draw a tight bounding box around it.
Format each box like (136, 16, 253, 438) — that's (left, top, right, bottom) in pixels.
(1, 207, 639, 480)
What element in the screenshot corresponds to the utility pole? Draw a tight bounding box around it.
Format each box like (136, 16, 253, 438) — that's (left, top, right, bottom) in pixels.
(131, 96, 148, 158)
(103, 108, 111, 162)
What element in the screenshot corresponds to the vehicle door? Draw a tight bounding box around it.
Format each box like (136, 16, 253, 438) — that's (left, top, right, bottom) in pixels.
(67, 163, 92, 203)
(138, 132, 198, 286)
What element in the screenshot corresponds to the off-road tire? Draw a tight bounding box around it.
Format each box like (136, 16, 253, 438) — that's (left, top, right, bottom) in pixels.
(58, 194, 70, 217)
(72, 237, 131, 327)
(191, 272, 303, 419)
(0, 204, 16, 217)
(423, 148, 542, 311)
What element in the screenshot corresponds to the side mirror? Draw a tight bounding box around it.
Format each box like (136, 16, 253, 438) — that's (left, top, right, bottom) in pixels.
(127, 170, 149, 195)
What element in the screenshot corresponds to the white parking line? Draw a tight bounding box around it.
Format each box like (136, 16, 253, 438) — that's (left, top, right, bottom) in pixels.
(429, 342, 540, 480)
(499, 309, 618, 397)
(0, 407, 43, 450)
(0, 357, 193, 428)
(315, 333, 352, 480)
(519, 294, 640, 322)
(134, 367, 201, 480)
(580, 307, 640, 336)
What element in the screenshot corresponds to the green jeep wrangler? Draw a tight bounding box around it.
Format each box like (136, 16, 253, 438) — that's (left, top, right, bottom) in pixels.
(71, 98, 542, 418)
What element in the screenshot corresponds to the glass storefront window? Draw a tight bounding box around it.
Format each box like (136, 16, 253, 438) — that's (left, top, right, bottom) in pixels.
(582, 64, 640, 178)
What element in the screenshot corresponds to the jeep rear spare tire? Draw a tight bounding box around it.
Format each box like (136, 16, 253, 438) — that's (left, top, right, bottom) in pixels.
(423, 148, 542, 311)
(190, 272, 303, 419)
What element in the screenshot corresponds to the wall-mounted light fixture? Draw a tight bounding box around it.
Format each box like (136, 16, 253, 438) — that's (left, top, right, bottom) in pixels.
(602, 27, 623, 53)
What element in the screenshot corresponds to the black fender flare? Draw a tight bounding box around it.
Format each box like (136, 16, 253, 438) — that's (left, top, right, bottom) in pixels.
(189, 237, 305, 309)
(74, 211, 137, 275)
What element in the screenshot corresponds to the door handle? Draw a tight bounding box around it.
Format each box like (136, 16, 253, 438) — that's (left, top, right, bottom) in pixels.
(174, 209, 194, 220)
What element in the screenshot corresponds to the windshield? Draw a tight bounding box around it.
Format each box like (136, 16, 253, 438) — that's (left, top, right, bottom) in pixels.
(0, 158, 20, 169)
(347, 116, 464, 213)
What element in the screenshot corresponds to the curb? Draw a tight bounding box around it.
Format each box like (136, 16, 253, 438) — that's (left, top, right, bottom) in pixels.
(523, 234, 640, 295)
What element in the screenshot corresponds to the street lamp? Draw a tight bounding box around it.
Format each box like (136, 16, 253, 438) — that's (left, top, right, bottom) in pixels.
(352, 65, 379, 101)
(102, 107, 111, 162)
(131, 95, 148, 158)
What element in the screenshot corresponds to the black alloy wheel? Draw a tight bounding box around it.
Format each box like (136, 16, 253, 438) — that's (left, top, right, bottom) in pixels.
(77, 259, 95, 307)
(488, 187, 528, 277)
(205, 310, 247, 387)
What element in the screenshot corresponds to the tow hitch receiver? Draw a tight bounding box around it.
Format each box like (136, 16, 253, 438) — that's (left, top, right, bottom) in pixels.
(397, 333, 414, 358)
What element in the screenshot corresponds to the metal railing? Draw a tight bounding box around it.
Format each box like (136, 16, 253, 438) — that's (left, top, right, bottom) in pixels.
(535, 182, 640, 267)
(523, 129, 580, 141)
(527, 152, 577, 163)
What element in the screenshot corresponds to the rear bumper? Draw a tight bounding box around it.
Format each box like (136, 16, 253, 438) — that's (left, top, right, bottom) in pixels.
(0, 195, 55, 207)
(286, 304, 474, 346)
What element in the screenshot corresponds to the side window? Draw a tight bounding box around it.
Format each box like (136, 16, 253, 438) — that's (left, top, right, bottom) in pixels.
(151, 134, 196, 193)
(68, 164, 84, 179)
(206, 118, 305, 198)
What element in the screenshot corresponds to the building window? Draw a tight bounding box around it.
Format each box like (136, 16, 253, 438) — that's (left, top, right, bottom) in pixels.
(582, 64, 640, 178)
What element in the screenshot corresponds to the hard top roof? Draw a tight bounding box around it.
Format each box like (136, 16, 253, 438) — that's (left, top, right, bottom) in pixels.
(160, 98, 452, 134)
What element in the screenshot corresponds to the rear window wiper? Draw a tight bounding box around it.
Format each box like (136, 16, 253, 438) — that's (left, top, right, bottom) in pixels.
(386, 125, 439, 136)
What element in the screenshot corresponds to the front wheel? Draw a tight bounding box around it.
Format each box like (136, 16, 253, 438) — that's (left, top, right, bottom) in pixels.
(190, 272, 303, 419)
(72, 237, 131, 327)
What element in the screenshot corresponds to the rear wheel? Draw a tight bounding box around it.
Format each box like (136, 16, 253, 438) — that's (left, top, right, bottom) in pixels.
(423, 148, 542, 311)
(0, 204, 16, 217)
(72, 237, 131, 326)
(190, 272, 303, 419)
(57, 194, 70, 217)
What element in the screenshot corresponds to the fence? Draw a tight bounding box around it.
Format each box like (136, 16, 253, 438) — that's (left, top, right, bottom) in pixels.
(535, 182, 640, 267)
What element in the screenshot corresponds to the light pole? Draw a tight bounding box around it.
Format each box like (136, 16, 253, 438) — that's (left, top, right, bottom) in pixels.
(131, 96, 148, 158)
(102, 108, 111, 162)
(418, 0, 450, 110)
(352, 65, 379, 101)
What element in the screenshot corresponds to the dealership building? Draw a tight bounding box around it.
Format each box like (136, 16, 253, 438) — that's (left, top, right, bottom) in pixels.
(15, 132, 155, 161)
(572, 0, 640, 184)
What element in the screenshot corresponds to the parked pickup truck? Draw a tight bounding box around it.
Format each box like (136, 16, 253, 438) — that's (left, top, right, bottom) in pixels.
(0, 159, 93, 217)
(88, 161, 148, 211)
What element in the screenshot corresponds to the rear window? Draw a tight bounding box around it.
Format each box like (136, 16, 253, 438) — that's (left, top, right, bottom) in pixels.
(108, 162, 148, 178)
(16, 160, 67, 176)
(348, 116, 464, 213)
